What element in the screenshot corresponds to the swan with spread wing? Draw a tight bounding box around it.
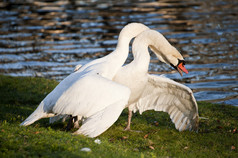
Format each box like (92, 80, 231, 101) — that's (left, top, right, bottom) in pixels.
(20, 23, 150, 138)
(72, 29, 199, 132)
(113, 29, 199, 131)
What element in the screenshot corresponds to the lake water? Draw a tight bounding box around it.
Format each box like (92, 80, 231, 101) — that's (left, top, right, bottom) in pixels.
(0, 0, 237, 106)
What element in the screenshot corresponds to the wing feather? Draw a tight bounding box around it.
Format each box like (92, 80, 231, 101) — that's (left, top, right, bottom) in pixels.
(131, 74, 199, 131)
(43, 72, 130, 119)
(74, 98, 129, 137)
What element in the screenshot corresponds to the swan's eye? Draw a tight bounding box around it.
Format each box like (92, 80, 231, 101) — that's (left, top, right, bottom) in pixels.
(178, 59, 185, 66)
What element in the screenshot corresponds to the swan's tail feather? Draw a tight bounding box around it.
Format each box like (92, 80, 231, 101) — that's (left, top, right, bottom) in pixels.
(20, 102, 52, 126)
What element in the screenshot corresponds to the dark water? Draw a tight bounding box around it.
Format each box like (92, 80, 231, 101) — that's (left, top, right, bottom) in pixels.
(0, 0, 237, 106)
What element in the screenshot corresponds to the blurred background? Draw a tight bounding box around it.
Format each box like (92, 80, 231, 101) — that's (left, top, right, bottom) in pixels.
(0, 0, 237, 106)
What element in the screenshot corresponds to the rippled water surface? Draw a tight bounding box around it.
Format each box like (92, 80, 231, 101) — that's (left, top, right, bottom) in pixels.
(0, 0, 237, 106)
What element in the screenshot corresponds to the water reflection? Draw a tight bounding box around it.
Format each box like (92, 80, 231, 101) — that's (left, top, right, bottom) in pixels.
(0, 0, 237, 106)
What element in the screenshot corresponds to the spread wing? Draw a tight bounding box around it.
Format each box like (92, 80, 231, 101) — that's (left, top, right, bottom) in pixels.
(130, 74, 199, 131)
(21, 70, 131, 132)
(47, 73, 130, 137)
(50, 73, 131, 118)
(50, 73, 131, 137)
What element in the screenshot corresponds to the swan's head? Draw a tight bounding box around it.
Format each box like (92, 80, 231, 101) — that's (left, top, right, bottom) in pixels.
(149, 42, 188, 76)
(132, 29, 189, 76)
(134, 29, 188, 76)
(170, 58, 188, 76)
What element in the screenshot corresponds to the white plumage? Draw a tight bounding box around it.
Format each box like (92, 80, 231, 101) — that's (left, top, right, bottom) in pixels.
(20, 23, 150, 138)
(113, 29, 199, 131)
(129, 75, 198, 131)
(72, 29, 199, 132)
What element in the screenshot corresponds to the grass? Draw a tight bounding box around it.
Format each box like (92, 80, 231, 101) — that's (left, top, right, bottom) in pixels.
(0, 75, 237, 157)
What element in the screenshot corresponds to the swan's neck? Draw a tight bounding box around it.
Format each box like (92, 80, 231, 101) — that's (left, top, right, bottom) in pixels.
(113, 35, 131, 60)
(106, 23, 149, 74)
(131, 44, 151, 72)
(113, 23, 149, 60)
(131, 30, 173, 72)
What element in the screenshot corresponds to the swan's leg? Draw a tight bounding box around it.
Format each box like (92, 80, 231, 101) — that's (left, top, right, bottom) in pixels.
(66, 115, 81, 131)
(73, 116, 81, 128)
(125, 109, 132, 131)
(66, 115, 74, 131)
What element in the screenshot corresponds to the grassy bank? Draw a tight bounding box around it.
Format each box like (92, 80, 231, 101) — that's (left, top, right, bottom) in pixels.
(0, 75, 237, 157)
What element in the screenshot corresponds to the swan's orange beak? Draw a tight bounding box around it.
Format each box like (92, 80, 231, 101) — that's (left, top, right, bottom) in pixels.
(177, 62, 188, 76)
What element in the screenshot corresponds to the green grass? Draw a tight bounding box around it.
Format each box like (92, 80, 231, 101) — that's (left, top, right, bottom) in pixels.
(0, 75, 237, 157)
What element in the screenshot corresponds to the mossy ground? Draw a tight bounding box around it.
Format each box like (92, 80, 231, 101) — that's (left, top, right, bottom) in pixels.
(0, 75, 237, 157)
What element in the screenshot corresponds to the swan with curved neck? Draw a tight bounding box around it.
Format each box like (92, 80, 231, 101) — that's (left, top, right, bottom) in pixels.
(20, 23, 150, 138)
(71, 29, 198, 132)
(114, 30, 188, 104)
(113, 29, 198, 131)
(76, 23, 150, 79)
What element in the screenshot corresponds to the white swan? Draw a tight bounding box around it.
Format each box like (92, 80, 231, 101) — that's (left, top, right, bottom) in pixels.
(73, 29, 199, 132)
(113, 29, 198, 131)
(20, 23, 150, 138)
